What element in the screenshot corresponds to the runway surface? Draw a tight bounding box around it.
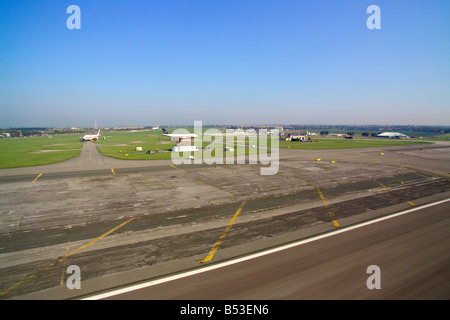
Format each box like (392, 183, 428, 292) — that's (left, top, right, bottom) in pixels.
(0, 141, 449, 299)
(95, 200, 449, 300)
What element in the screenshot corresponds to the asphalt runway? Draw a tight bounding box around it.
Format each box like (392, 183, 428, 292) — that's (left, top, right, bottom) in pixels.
(96, 200, 450, 300)
(1, 141, 449, 299)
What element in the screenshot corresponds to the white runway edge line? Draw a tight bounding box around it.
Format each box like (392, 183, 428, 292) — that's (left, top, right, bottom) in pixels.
(83, 198, 450, 300)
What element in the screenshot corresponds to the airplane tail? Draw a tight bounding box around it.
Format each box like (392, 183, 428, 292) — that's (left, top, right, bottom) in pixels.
(162, 128, 169, 134)
(97, 129, 101, 136)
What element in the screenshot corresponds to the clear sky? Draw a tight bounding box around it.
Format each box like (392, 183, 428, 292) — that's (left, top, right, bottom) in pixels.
(1, 0, 449, 127)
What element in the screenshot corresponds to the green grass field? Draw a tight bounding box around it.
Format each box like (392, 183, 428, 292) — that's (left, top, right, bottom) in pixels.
(96, 130, 176, 160)
(96, 131, 432, 160)
(96, 130, 260, 160)
(417, 133, 450, 141)
(279, 137, 432, 150)
(0, 129, 439, 169)
(0, 135, 82, 169)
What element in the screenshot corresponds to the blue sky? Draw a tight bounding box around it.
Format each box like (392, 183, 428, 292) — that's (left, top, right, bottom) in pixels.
(1, 0, 449, 127)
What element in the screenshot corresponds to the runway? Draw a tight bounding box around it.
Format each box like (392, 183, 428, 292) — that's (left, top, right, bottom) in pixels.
(1, 141, 449, 299)
(93, 200, 450, 300)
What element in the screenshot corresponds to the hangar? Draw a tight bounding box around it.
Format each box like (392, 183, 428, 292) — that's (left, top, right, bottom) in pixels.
(377, 132, 409, 139)
(283, 130, 308, 141)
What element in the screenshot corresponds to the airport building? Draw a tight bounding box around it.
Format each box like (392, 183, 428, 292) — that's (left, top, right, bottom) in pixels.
(283, 130, 308, 141)
(377, 132, 409, 139)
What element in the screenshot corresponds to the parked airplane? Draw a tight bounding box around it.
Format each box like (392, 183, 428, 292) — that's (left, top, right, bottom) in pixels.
(162, 128, 197, 141)
(81, 129, 101, 141)
(162, 128, 198, 152)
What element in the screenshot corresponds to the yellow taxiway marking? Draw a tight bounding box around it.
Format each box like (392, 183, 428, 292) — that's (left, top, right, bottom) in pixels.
(317, 188, 340, 228)
(111, 168, 116, 175)
(317, 188, 329, 207)
(0, 217, 136, 297)
(374, 179, 392, 192)
(414, 171, 444, 184)
(58, 217, 136, 262)
(30, 173, 42, 184)
(415, 172, 434, 182)
(374, 179, 415, 206)
(170, 164, 186, 173)
(200, 201, 247, 263)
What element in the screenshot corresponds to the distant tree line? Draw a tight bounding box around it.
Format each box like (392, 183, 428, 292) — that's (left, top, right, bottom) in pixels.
(0, 128, 86, 137)
(0, 129, 44, 137)
(291, 125, 449, 133)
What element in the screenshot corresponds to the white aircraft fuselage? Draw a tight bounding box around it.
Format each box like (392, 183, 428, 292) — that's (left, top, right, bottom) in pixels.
(81, 129, 101, 141)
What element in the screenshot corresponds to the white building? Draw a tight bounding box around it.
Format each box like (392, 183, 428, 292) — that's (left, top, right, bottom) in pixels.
(377, 132, 409, 139)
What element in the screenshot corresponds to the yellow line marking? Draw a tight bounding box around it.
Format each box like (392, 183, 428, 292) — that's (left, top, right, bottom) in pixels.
(374, 179, 392, 192)
(200, 201, 246, 263)
(317, 188, 340, 228)
(414, 172, 442, 184)
(111, 168, 116, 175)
(30, 173, 42, 184)
(374, 180, 415, 206)
(414, 172, 434, 181)
(58, 217, 136, 263)
(317, 188, 329, 208)
(0, 217, 136, 297)
(170, 164, 186, 173)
